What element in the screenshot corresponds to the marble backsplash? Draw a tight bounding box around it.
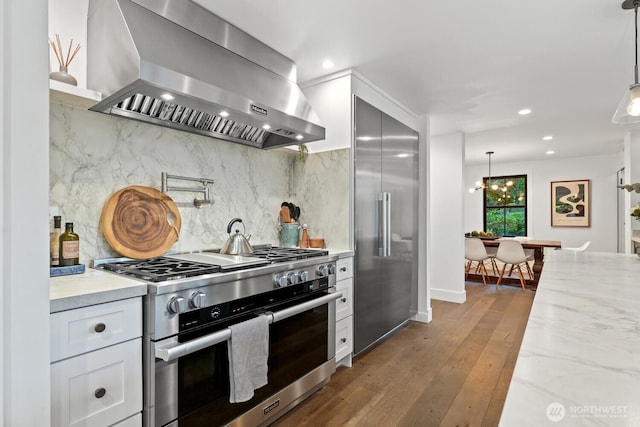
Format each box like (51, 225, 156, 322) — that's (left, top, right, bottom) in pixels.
(50, 102, 350, 263)
(290, 150, 350, 249)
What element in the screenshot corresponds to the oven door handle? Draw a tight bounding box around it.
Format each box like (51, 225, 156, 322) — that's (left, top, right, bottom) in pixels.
(268, 291, 342, 323)
(155, 291, 343, 362)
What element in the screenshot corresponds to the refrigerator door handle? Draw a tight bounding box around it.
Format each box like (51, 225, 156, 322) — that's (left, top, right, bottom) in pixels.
(378, 192, 385, 256)
(384, 192, 391, 257)
(379, 192, 391, 257)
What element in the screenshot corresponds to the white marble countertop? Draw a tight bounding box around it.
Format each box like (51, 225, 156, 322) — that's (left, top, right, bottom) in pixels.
(328, 248, 354, 258)
(50, 268, 147, 313)
(499, 250, 640, 426)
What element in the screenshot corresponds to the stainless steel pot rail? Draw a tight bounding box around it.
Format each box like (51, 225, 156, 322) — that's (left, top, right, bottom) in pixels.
(161, 172, 215, 208)
(155, 291, 342, 362)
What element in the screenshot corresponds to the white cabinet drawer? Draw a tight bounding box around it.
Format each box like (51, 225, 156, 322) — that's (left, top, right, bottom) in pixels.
(51, 298, 142, 362)
(51, 338, 142, 427)
(336, 257, 353, 281)
(335, 316, 353, 362)
(112, 412, 141, 427)
(335, 278, 353, 321)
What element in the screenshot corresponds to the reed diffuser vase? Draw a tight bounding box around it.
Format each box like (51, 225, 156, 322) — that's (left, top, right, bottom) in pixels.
(48, 34, 80, 86)
(50, 65, 77, 86)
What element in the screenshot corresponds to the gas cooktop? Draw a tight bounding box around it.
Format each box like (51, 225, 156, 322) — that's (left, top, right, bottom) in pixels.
(99, 257, 221, 282)
(95, 246, 329, 282)
(248, 246, 328, 262)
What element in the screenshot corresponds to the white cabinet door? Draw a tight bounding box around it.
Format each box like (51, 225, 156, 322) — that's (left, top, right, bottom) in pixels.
(335, 316, 353, 363)
(51, 338, 142, 427)
(51, 298, 141, 362)
(335, 278, 353, 321)
(111, 412, 141, 427)
(336, 257, 353, 281)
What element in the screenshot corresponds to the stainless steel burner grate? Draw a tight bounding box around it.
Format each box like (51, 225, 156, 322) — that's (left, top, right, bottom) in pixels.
(100, 257, 221, 282)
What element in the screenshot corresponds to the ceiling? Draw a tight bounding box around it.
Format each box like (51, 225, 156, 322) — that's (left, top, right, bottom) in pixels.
(193, 0, 640, 165)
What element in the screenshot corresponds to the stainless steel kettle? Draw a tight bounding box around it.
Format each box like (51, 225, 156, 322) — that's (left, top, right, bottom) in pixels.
(220, 218, 253, 255)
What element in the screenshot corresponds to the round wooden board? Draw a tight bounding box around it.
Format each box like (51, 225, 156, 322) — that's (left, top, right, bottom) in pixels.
(101, 185, 181, 259)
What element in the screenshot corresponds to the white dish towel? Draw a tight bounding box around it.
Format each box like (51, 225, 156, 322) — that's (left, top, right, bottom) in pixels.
(227, 314, 269, 403)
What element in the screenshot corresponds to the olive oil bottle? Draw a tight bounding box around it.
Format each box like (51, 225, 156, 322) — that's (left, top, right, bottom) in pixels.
(59, 222, 79, 266)
(50, 216, 62, 266)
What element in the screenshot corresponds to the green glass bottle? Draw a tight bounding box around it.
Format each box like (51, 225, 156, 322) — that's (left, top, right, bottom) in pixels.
(50, 216, 62, 266)
(59, 222, 79, 266)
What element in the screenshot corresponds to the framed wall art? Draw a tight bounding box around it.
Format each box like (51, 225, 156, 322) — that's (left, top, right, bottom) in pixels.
(551, 179, 590, 227)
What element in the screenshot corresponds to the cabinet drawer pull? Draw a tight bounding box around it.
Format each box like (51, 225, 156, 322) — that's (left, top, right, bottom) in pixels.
(340, 298, 347, 303)
(94, 323, 106, 333)
(94, 388, 106, 399)
(340, 267, 347, 272)
(340, 338, 347, 343)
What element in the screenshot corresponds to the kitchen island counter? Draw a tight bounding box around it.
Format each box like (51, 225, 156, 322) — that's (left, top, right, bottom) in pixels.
(500, 250, 640, 426)
(50, 268, 147, 313)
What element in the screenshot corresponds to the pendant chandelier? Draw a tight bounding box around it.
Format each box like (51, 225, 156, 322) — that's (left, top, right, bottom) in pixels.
(613, 0, 640, 123)
(469, 151, 513, 193)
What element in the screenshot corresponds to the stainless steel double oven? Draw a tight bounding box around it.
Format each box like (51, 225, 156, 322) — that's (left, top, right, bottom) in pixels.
(96, 247, 340, 427)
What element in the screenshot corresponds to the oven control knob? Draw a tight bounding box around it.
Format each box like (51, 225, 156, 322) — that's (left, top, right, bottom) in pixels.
(210, 306, 221, 319)
(298, 270, 309, 282)
(189, 291, 207, 309)
(328, 264, 336, 275)
(287, 272, 299, 285)
(316, 265, 329, 277)
(167, 296, 186, 314)
(274, 274, 288, 288)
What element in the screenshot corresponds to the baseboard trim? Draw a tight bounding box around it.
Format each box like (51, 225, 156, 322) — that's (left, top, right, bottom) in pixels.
(431, 288, 466, 303)
(413, 307, 432, 323)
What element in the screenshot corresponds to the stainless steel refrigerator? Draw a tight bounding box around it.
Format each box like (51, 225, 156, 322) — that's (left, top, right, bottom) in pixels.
(354, 96, 419, 355)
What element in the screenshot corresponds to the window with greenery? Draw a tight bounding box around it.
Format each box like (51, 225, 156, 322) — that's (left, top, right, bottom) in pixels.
(483, 175, 527, 236)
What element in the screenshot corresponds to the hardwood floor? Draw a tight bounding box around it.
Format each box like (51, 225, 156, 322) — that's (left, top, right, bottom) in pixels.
(272, 282, 534, 427)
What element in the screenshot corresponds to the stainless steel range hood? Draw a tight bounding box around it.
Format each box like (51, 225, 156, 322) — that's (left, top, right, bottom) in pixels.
(87, 0, 324, 149)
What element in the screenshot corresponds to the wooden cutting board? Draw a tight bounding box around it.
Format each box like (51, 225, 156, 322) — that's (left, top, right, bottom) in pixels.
(101, 185, 181, 259)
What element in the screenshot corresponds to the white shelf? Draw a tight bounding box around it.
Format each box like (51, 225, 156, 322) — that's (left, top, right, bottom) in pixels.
(49, 79, 102, 109)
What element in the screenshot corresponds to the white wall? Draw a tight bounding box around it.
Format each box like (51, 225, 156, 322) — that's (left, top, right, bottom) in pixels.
(416, 116, 431, 321)
(465, 153, 619, 252)
(2, 0, 51, 425)
(429, 132, 466, 303)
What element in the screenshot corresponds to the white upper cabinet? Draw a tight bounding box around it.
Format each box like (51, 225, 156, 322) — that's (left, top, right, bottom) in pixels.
(302, 73, 353, 153)
(301, 70, 419, 154)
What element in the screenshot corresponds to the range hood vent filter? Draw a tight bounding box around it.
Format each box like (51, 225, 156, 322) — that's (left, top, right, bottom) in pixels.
(114, 93, 269, 146)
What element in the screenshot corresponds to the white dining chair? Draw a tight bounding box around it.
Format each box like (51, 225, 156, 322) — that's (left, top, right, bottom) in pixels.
(513, 236, 535, 262)
(496, 240, 532, 290)
(562, 241, 591, 252)
(484, 246, 499, 275)
(465, 238, 492, 286)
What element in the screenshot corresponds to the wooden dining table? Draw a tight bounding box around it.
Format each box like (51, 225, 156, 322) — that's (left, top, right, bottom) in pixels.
(467, 238, 562, 288)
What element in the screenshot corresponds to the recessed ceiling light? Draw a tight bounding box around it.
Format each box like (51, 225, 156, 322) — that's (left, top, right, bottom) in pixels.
(219, 111, 229, 118)
(546, 150, 555, 155)
(322, 59, 334, 69)
(262, 124, 271, 130)
(396, 153, 410, 158)
(518, 108, 532, 116)
(543, 135, 553, 141)
(160, 93, 174, 101)
(296, 134, 304, 140)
